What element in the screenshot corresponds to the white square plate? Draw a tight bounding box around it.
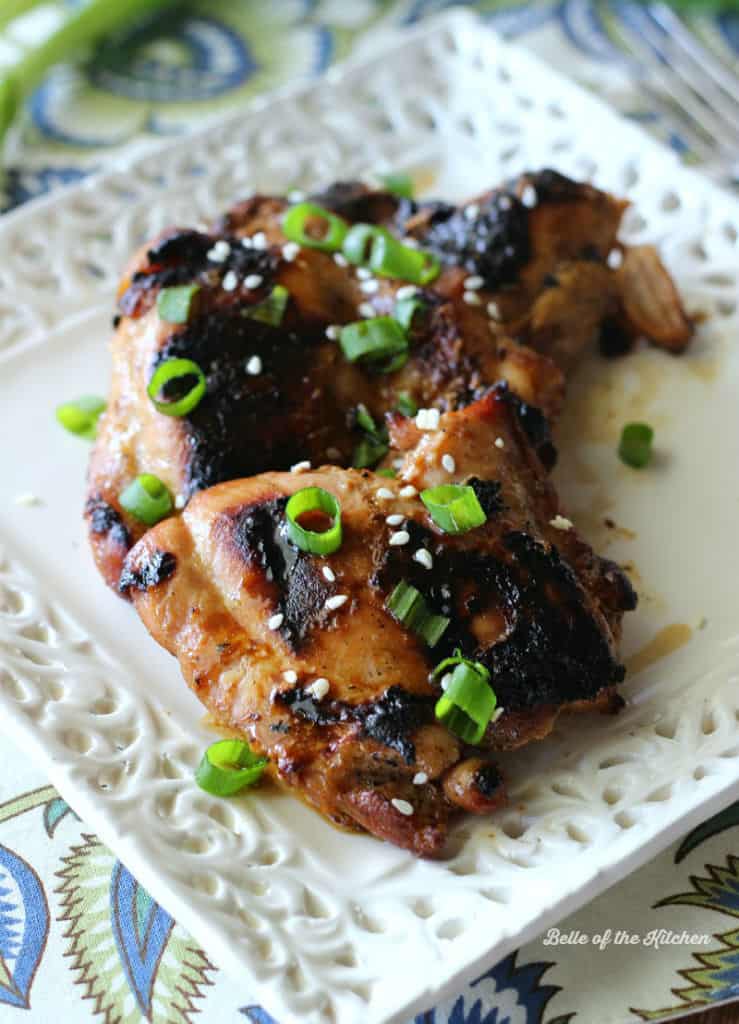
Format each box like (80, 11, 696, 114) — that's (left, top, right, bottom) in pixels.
(1, 11, 738, 1023)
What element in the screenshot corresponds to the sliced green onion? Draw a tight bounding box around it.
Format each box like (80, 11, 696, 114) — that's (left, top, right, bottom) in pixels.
(339, 317, 408, 372)
(380, 172, 414, 199)
(433, 653, 496, 745)
(376, 467, 397, 478)
(343, 223, 383, 266)
(343, 224, 439, 285)
(355, 403, 377, 435)
(369, 232, 440, 285)
(386, 580, 449, 648)
(195, 739, 267, 796)
(55, 395, 106, 440)
(285, 487, 342, 555)
(396, 391, 418, 418)
(421, 484, 487, 534)
(148, 357, 207, 417)
(119, 473, 173, 526)
(245, 284, 290, 326)
(353, 436, 388, 469)
(394, 295, 427, 331)
(156, 284, 200, 324)
(618, 422, 654, 469)
(282, 202, 348, 252)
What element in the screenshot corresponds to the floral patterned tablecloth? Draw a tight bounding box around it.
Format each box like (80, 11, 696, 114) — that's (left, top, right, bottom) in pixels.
(2, 3, 739, 1023)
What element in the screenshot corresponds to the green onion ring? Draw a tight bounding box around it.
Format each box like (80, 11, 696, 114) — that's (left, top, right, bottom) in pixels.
(55, 395, 106, 440)
(386, 580, 449, 648)
(119, 473, 173, 526)
(282, 202, 348, 252)
(420, 484, 486, 534)
(433, 654, 497, 746)
(195, 739, 267, 796)
(285, 487, 343, 555)
(156, 283, 200, 324)
(618, 422, 654, 469)
(147, 357, 207, 417)
(338, 317, 408, 372)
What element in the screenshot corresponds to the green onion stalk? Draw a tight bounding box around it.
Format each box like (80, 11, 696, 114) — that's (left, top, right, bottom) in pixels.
(0, 0, 178, 147)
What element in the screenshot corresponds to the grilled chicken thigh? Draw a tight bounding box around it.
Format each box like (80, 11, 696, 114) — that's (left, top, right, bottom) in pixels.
(87, 170, 691, 591)
(124, 388, 636, 855)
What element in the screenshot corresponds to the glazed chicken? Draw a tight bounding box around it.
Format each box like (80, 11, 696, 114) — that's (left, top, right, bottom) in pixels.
(123, 387, 636, 856)
(87, 170, 692, 591)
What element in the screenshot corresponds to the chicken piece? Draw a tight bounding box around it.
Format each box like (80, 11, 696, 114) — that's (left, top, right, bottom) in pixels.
(87, 171, 688, 591)
(123, 387, 636, 856)
(617, 245, 693, 352)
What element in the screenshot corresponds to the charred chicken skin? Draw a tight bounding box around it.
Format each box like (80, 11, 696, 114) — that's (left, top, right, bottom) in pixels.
(123, 388, 636, 856)
(87, 170, 692, 591)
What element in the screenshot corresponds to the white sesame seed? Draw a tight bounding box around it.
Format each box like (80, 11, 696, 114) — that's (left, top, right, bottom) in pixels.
(322, 565, 336, 582)
(464, 204, 479, 221)
(245, 355, 262, 376)
(290, 460, 311, 473)
(607, 248, 623, 269)
(521, 184, 537, 208)
(282, 241, 300, 262)
(326, 447, 341, 460)
(464, 275, 484, 290)
(495, 437, 505, 449)
(13, 492, 41, 507)
(358, 301, 375, 318)
(550, 514, 574, 531)
(325, 594, 348, 611)
(207, 240, 230, 262)
(241, 236, 254, 249)
(415, 408, 440, 431)
(325, 324, 340, 340)
(360, 279, 379, 294)
(288, 189, 306, 203)
(440, 672, 452, 692)
(487, 300, 501, 321)
(389, 530, 410, 546)
(402, 236, 420, 249)
(393, 457, 404, 469)
(308, 678, 330, 701)
(333, 252, 348, 267)
(396, 284, 418, 300)
(356, 267, 373, 280)
(174, 494, 186, 510)
(463, 290, 482, 306)
(268, 613, 284, 631)
(391, 798, 414, 816)
(376, 487, 394, 500)
(222, 269, 238, 291)
(399, 484, 417, 498)
(490, 706, 505, 723)
(251, 231, 267, 250)
(413, 771, 428, 785)
(244, 273, 263, 289)
(283, 669, 298, 684)
(413, 548, 433, 570)
(442, 453, 455, 473)
(498, 195, 512, 210)
(386, 514, 404, 526)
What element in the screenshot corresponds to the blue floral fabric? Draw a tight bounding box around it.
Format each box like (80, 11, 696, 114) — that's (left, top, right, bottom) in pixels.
(1, 3, 738, 1022)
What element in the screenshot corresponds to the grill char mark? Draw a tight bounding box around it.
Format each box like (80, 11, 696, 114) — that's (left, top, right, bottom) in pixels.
(119, 549, 176, 593)
(228, 498, 332, 651)
(277, 684, 435, 763)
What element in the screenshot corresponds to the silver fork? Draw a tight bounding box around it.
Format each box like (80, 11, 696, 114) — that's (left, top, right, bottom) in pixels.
(618, 2, 739, 184)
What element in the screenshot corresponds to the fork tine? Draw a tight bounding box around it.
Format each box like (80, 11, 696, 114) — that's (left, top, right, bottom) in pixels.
(619, 8, 738, 158)
(643, 5, 739, 138)
(649, 2, 739, 105)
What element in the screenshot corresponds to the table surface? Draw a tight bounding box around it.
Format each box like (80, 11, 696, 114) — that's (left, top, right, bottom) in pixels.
(2, 3, 739, 1024)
